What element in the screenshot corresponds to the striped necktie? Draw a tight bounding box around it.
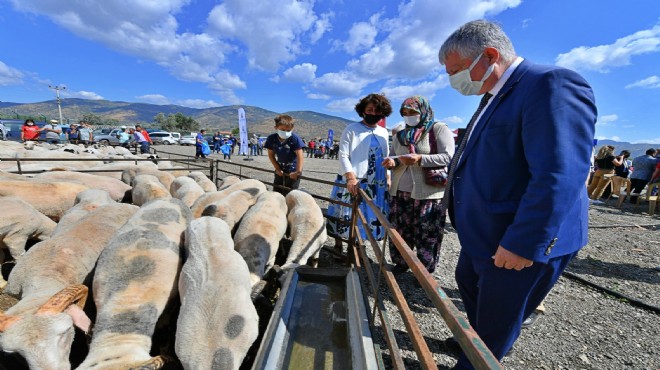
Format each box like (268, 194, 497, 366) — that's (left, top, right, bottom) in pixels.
(440, 92, 493, 212)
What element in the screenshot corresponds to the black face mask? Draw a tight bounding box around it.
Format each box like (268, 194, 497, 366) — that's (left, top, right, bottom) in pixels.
(363, 114, 383, 125)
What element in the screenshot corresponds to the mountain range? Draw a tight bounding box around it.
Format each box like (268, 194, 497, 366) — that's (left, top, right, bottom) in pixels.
(0, 98, 353, 139)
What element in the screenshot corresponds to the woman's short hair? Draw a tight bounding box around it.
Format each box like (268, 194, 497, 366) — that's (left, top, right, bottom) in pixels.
(23, 119, 34, 125)
(354, 93, 392, 118)
(274, 114, 295, 128)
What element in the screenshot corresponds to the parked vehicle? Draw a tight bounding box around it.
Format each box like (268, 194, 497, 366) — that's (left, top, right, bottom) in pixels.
(93, 129, 122, 146)
(180, 135, 196, 146)
(0, 122, 6, 140)
(149, 132, 179, 145)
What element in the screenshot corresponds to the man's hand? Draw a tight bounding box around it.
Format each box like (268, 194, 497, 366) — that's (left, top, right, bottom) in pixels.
(398, 153, 421, 166)
(289, 171, 301, 180)
(492, 246, 534, 271)
(381, 157, 396, 169)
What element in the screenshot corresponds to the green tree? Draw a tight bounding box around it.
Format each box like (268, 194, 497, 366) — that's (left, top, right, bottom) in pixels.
(231, 127, 239, 135)
(153, 112, 199, 133)
(82, 113, 103, 125)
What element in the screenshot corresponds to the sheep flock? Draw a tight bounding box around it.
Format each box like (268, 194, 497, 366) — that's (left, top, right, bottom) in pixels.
(0, 140, 328, 370)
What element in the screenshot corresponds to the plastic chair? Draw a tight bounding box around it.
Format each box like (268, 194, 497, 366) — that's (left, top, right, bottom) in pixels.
(605, 176, 632, 207)
(646, 182, 660, 216)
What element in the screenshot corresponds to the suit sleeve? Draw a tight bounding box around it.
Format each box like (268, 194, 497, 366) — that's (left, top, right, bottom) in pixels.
(499, 69, 597, 261)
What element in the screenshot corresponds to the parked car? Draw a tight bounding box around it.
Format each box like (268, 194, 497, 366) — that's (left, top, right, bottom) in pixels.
(93, 129, 122, 146)
(0, 119, 48, 142)
(180, 135, 196, 146)
(149, 132, 179, 145)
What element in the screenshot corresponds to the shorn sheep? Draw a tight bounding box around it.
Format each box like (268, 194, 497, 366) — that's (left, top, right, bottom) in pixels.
(176, 217, 259, 370)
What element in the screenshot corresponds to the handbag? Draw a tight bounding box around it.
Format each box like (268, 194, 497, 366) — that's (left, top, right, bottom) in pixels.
(201, 141, 211, 156)
(421, 124, 448, 187)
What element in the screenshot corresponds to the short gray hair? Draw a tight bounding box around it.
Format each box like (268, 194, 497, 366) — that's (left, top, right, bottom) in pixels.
(439, 20, 516, 65)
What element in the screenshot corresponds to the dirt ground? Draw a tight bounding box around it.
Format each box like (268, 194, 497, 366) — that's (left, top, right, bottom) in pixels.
(1, 145, 658, 369)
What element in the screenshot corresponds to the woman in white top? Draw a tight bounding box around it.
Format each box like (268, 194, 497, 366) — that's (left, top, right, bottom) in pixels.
(382, 95, 455, 273)
(327, 93, 391, 247)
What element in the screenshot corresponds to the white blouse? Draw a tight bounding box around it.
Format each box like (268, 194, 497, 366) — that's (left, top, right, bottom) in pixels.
(338, 121, 390, 178)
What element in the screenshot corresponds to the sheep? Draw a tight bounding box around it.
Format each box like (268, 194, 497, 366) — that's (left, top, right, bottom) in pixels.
(131, 174, 172, 206)
(53, 189, 116, 235)
(0, 197, 57, 288)
(187, 171, 217, 192)
(77, 198, 192, 370)
(176, 217, 258, 370)
(34, 170, 132, 202)
(0, 180, 89, 221)
(233, 192, 288, 286)
(218, 175, 241, 190)
(200, 182, 266, 230)
(121, 167, 175, 191)
(170, 176, 205, 208)
(86, 163, 158, 180)
(190, 179, 265, 218)
(0, 202, 139, 370)
(282, 190, 328, 270)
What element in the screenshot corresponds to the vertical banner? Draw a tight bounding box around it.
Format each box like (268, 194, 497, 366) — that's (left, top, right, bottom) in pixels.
(327, 128, 334, 143)
(238, 107, 248, 155)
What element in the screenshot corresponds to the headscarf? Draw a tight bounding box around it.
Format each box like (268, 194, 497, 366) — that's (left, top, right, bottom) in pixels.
(398, 95, 435, 147)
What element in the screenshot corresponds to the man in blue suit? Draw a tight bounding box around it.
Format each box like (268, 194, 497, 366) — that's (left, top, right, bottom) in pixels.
(438, 20, 597, 369)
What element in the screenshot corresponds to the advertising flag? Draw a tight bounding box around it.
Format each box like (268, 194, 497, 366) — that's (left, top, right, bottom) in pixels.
(328, 128, 334, 143)
(238, 108, 248, 155)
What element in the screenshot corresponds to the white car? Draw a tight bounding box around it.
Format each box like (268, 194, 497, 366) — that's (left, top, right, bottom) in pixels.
(149, 132, 179, 145)
(180, 135, 196, 146)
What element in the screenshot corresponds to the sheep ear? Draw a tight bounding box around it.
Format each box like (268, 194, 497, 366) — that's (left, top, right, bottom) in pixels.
(0, 313, 22, 332)
(65, 305, 91, 334)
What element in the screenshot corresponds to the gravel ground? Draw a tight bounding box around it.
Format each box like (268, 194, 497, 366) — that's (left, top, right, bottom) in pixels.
(1, 145, 658, 369)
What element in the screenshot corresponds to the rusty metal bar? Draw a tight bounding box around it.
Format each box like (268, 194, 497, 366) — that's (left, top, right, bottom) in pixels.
(352, 233, 405, 370)
(357, 189, 503, 370)
(355, 208, 437, 370)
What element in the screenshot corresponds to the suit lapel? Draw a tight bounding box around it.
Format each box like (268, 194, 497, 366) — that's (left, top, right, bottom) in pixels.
(456, 60, 531, 170)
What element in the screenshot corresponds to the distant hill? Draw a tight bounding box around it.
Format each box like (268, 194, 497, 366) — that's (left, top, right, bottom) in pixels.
(0, 99, 354, 139)
(596, 140, 659, 159)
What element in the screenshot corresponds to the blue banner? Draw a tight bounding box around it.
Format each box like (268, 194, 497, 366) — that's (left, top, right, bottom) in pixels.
(328, 128, 334, 143)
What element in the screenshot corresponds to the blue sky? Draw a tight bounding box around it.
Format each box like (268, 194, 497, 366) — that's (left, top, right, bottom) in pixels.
(0, 0, 658, 143)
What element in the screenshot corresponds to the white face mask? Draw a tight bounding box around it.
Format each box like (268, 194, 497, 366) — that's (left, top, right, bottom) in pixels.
(403, 115, 421, 127)
(449, 52, 495, 96)
(277, 130, 292, 139)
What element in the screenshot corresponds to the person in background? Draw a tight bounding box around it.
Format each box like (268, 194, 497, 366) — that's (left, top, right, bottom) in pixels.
(213, 132, 222, 154)
(438, 20, 596, 367)
(21, 119, 42, 142)
(381, 95, 455, 274)
(614, 150, 632, 178)
(78, 121, 92, 146)
(307, 139, 316, 158)
(129, 127, 149, 154)
(195, 129, 207, 160)
(587, 145, 622, 202)
(136, 125, 152, 145)
(43, 119, 62, 144)
(68, 123, 79, 144)
(220, 139, 232, 161)
(327, 93, 391, 248)
(117, 126, 130, 148)
(629, 149, 658, 203)
(258, 136, 265, 155)
(264, 114, 305, 195)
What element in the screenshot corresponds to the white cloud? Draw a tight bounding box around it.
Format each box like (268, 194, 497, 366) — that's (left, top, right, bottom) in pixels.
(306, 93, 331, 100)
(326, 97, 359, 114)
(310, 12, 333, 44)
(380, 74, 449, 102)
(136, 94, 170, 105)
(65, 90, 104, 100)
(597, 114, 618, 126)
(310, 71, 370, 97)
(341, 20, 379, 55)
(282, 63, 317, 83)
(556, 24, 660, 72)
(176, 99, 221, 109)
(10, 0, 243, 104)
(626, 75, 660, 89)
(521, 18, 531, 29)
(596, 135, 621, 141)
(207, 0, 318, 71)
(0, 61, 24, 86)
(440, 115, 464, 125)
(632, 138, 660, 144)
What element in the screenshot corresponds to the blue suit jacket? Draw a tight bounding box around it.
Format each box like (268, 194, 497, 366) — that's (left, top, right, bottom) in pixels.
(449, 59, 597, 263)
